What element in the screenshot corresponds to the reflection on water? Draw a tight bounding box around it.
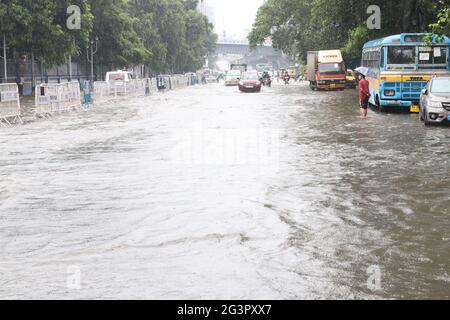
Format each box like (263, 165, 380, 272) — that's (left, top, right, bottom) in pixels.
(0, 83, 449, 299)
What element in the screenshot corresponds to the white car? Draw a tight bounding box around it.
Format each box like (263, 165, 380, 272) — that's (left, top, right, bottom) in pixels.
(419, 77, 450, 126)
(225, 70, 241, 86)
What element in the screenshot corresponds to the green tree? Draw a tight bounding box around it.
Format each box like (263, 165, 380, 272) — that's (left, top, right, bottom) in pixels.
(249, 0, 445, 62)
(0, 0, 93, 66)
(89, 0, 149, 69)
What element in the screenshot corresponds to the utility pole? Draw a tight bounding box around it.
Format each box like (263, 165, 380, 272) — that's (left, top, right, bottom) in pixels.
(2, 33, 7, 83)
(86, 36, 99, 83)
(68, 54, 72, 81)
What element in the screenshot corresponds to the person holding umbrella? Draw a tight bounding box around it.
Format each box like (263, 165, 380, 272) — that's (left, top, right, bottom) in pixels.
(355, 67, 371, 117)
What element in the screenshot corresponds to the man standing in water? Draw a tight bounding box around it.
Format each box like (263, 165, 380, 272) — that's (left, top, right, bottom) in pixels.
(358, 73, 371, 117)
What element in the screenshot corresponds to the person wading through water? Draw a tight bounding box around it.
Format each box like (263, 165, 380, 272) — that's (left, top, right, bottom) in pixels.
(358, 73, 371, 117)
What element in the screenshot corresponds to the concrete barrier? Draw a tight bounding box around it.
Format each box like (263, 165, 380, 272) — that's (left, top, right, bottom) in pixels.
(0, 83, 21, 125)
(35, 81, 81, 116)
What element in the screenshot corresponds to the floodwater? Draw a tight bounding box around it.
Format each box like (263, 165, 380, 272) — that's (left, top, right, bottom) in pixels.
(0, 81, 449, 299)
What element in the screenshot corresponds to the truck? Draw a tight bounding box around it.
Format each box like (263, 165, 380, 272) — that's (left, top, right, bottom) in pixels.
(306, 50, 346, 91)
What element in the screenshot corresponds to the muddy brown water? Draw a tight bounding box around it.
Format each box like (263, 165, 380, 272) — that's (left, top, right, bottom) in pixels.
(0, 82, 449, 299)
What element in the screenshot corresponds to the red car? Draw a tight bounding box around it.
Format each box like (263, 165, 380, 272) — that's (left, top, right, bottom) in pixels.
(238, 72, 261, 92)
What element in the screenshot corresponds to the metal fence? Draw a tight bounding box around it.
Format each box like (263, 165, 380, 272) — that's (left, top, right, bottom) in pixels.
(35, 81, 82, 116)
(0, 83, 21, 125)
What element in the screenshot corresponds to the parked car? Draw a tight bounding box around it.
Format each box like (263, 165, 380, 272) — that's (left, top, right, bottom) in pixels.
(346, 69, 357, 89)
(238, 72, 261, 93)
(419, 77, 450, 126)
(225, 70, 241, 86)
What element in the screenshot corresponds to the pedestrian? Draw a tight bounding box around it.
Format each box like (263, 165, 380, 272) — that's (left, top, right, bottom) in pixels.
(358, 73, 370, 117)
(16, 74, 24, 96)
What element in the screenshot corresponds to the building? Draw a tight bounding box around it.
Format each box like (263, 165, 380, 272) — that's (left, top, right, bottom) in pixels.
(197, 0, 216, 30)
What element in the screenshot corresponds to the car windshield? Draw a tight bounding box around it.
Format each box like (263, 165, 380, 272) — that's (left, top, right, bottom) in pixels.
(431, 79, 450, 93)
(319, 63, 344, 75)
(242, 73, 259, 80)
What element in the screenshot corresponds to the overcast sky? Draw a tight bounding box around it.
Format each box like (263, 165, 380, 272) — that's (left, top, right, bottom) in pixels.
(203, 0, 265, 39)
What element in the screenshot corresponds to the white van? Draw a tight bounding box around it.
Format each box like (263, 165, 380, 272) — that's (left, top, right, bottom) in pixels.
(105, 70, 134, 83)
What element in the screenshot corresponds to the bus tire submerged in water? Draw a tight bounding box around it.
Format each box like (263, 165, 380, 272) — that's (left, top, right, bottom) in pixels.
(375, 95, 386, 112)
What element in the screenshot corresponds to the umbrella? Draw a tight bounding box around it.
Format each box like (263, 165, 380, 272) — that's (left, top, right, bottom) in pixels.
(355, 67, 369, 77)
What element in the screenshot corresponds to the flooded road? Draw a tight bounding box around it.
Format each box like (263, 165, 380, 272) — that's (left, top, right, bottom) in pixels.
(1, 82, 449, 299)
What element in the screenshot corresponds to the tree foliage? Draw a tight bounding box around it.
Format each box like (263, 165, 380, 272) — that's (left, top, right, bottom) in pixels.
(249, 0, 449, 62)
(0, 0, 216, 73)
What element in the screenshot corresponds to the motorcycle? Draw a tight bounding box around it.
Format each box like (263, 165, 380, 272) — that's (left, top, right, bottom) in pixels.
(262, 77, 272, 87)
(283, 75, 290, 85)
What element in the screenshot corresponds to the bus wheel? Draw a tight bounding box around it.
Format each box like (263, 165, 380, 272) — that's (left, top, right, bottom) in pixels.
(375, 96, 384, 112)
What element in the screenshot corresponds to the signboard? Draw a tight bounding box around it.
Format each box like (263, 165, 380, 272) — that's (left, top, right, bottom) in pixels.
(37, 96, 50, 105)
(419, 53, 430, 61)
(0, 91, 19, 102)
(434, 47, 442, 57)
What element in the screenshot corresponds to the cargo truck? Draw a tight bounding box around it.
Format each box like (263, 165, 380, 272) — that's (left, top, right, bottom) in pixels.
(307, 50, 346, 91)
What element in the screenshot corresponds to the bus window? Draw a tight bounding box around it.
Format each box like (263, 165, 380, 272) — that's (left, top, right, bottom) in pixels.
(418, 47, 447, 67)
(387, 46, 416, 65)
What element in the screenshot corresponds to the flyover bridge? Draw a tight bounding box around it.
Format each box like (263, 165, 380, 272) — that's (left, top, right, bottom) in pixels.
(215, 39, 279, 56)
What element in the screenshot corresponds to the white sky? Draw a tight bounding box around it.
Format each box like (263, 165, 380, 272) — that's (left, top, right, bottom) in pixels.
(204, 0, 265, 39)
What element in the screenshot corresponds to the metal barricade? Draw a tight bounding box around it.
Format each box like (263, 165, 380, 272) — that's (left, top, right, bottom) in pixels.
(35, 81, 81, 116)
(0, 83, 21, 126)
(93, 79, 149, 104)
(171, 75, 189, 90)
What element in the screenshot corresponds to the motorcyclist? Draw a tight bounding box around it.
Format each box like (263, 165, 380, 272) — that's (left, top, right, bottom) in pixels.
(283, 71, 290, 84)
(261, 71, 272, 86)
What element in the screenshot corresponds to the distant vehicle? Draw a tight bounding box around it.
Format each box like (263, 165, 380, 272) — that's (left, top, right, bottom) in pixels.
(230, 64, 248, 74)
(239, 72, 261, 93)
(361, 33, 450, 113)
(286, 67, 298, 79)
(260, 71, 272, 87)
(419, 77, 450, 125)
(283, 72, 290, 85)
(105, 70, 134, 83)
(306, 50, 346, 90)
(256, 63, 273, 73)
(346, 69, 357, 89)
(204, 71, 219, 83)
(225, 70, 241, 86)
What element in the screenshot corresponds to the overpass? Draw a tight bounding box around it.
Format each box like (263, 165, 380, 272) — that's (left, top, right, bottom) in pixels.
(215, 39, 279, 56)
(214, 38, 290, 69)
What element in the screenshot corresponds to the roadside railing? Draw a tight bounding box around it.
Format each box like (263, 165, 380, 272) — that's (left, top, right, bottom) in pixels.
(0, 83, 22, 126)
(35, 81, 81, 116)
